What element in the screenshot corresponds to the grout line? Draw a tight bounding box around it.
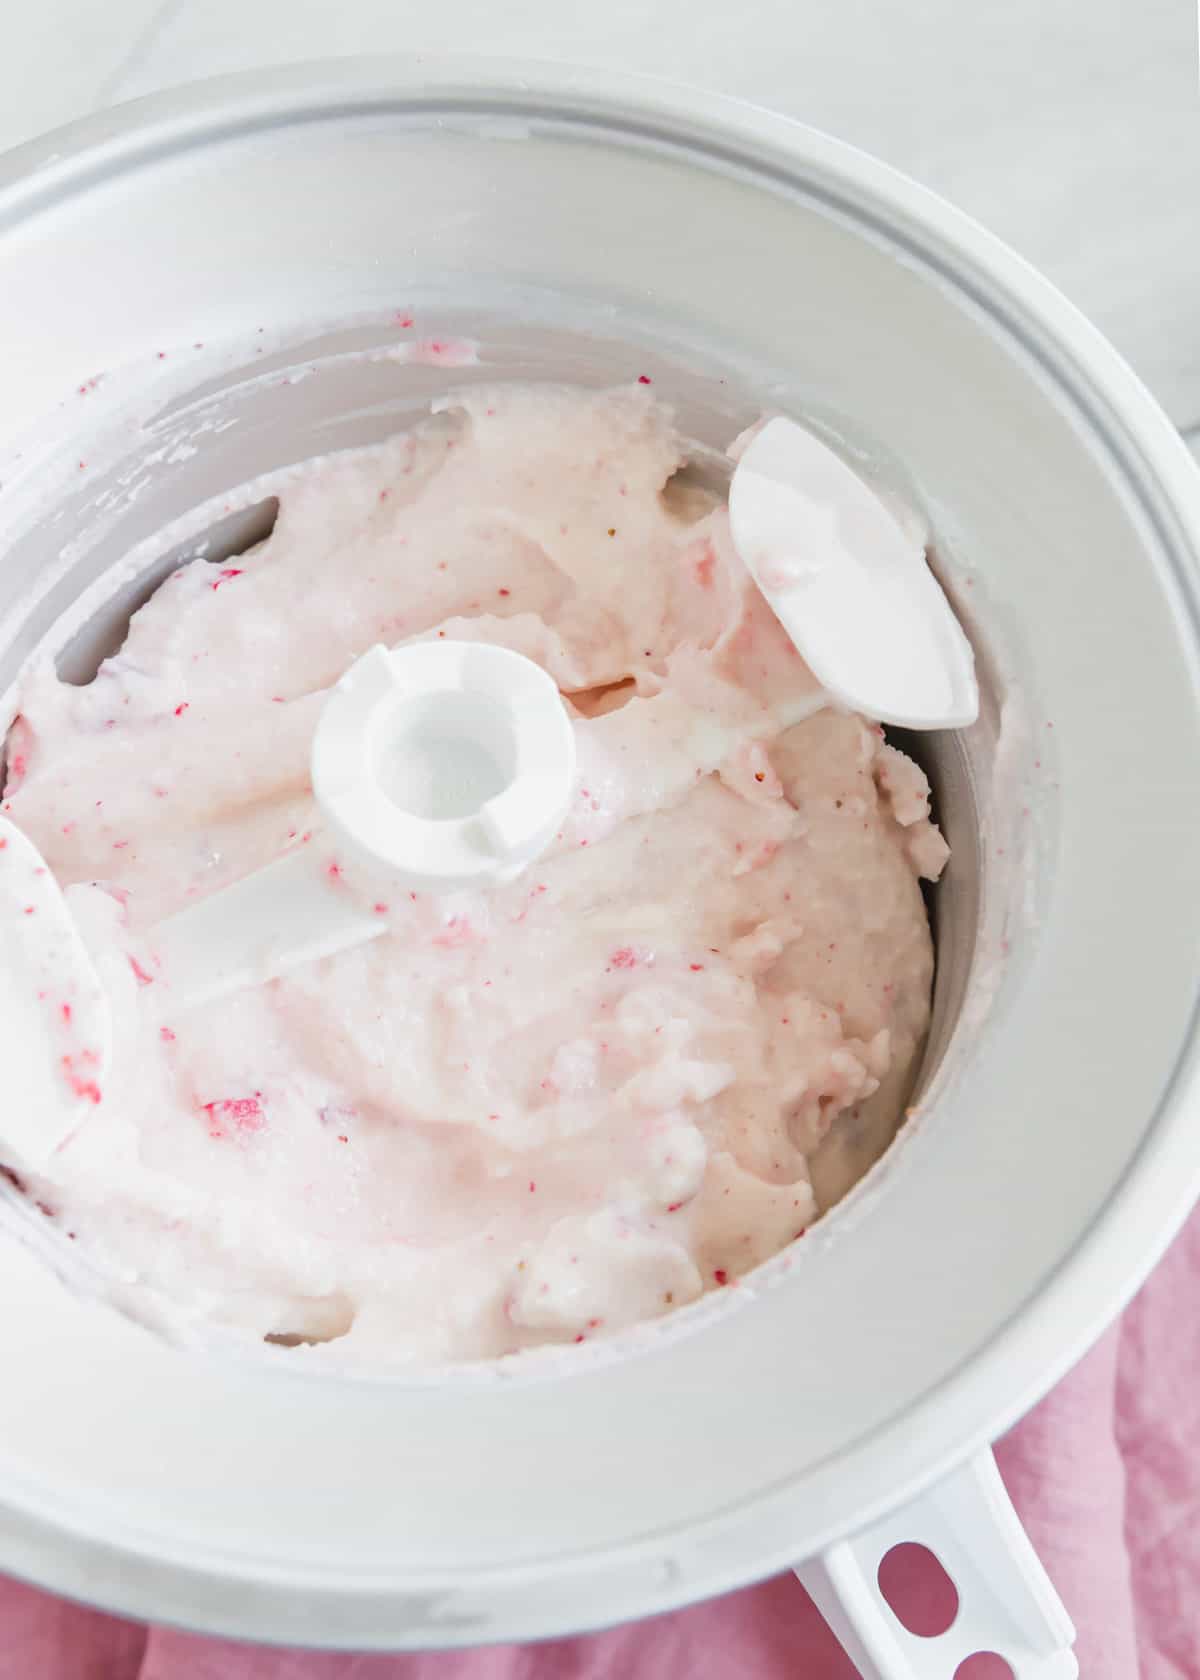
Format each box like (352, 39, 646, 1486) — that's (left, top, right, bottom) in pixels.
(91, 0, 188, 114)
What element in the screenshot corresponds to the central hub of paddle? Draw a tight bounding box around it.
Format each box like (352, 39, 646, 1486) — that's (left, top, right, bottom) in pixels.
(377, 688, 516, 822)
(311, 641, 577, 893)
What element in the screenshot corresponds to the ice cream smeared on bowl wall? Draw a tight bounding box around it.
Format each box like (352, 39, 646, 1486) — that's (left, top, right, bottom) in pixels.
(0, 382, 946, 1363)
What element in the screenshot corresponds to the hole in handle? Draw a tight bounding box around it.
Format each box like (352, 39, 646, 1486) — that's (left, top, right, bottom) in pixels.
(954, 1656, 1016, 1680)
(876, 1541, 959, 1637)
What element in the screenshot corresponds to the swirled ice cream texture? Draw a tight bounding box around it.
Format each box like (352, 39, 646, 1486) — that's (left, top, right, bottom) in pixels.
(2, 384, 946, 1362)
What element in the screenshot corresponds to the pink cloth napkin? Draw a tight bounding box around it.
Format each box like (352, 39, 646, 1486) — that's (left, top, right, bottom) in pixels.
(3, 1210, 1198, 1680)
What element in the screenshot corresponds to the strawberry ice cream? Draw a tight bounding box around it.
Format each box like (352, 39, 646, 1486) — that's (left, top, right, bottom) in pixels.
(1, 383, 946, 1362)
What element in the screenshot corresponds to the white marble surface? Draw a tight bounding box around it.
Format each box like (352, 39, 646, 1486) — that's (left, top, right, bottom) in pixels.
(4, 1, 1200, 432)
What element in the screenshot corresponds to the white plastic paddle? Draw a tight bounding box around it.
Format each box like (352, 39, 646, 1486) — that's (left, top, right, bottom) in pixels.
(0, 819, 113, 1169)
(728, 417, 979, 729)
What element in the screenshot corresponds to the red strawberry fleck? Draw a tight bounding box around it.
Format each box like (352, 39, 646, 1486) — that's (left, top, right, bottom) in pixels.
(128, 956, 155, 987)
(202, 1094, 265, 1138)
(637, 374, 652, 385)
(174, 703, 189, 717)
(714, 1269, 729, 1286)
(690, 540, 716, 589)
(61, 1054, 101, 1104)
(210, 568, 243, 592)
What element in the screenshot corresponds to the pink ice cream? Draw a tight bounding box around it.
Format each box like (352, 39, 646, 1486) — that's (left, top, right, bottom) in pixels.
(1, 384, 946, 1362)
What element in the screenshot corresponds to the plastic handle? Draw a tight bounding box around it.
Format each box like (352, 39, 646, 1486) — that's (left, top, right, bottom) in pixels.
(794, 1449, 1078, 1678)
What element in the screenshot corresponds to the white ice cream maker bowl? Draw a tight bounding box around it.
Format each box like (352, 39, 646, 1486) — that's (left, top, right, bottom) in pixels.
(1, 57, 1199, 1679)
